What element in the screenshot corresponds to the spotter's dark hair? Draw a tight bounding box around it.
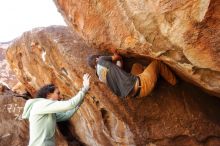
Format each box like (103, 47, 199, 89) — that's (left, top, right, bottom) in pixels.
(35, 84, 56, 98)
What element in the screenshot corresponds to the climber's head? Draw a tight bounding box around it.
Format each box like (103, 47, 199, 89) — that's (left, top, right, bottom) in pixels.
(87, 54, 101, 69)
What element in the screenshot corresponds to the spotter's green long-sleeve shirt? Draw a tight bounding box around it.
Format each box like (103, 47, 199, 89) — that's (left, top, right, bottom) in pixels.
(22, 88, 87, 146)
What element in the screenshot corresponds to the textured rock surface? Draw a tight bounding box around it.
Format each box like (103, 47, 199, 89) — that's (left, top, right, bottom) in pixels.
(0, 88, 28, 146)
(0, 42, 18, 89)
(6, 26, 220, 146)
(55, 0, 220, 97)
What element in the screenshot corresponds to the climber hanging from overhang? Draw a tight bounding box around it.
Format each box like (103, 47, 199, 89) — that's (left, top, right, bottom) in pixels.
(87, 48, 177, 99)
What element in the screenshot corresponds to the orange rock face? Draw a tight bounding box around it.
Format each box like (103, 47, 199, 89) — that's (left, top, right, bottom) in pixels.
(6, 26, 220, 145)
(55, 0, 220, 97)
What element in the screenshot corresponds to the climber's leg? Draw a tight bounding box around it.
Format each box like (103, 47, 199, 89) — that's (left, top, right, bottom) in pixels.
(137, 60, 159, 98)
(127, 63, 144, 97)
(131, 60, 176, 98)
(130, 63, 144, 75)
(158, 61, 177, 86)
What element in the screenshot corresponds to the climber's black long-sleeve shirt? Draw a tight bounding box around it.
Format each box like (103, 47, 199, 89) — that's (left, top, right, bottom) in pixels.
(97, 56, 137, 98)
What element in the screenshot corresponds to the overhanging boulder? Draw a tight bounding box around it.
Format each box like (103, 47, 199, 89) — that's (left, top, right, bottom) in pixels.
(54, 0, 220, 97)
(6, 26, 220, 145)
